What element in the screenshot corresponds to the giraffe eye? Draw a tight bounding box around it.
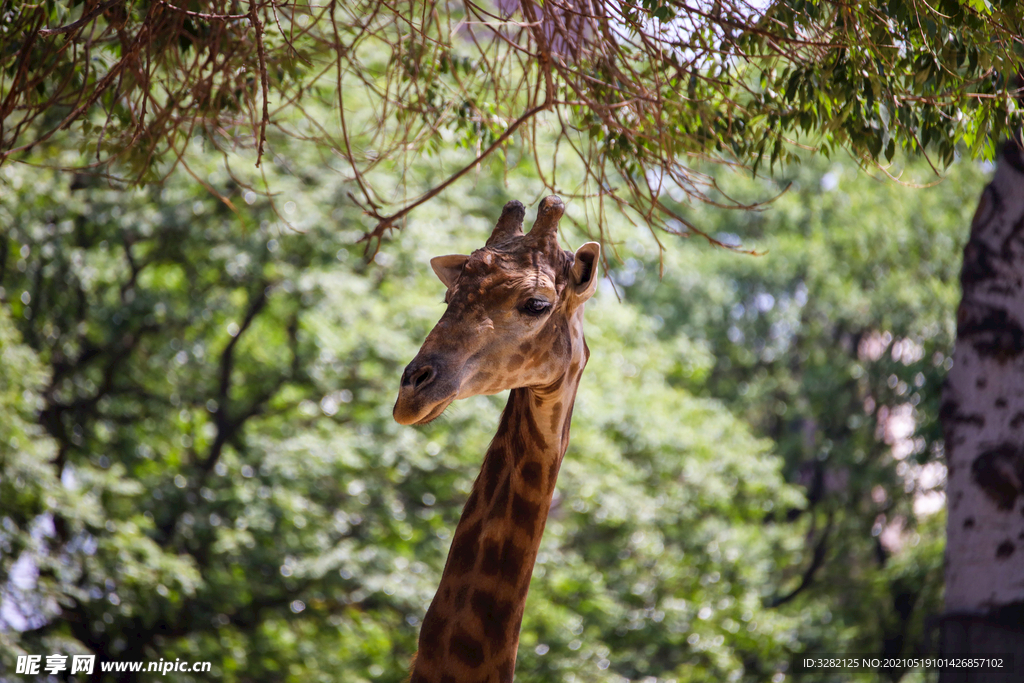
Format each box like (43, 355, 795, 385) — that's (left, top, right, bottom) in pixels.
(521, 298, 551, 316)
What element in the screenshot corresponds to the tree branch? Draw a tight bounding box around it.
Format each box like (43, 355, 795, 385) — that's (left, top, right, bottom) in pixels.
(769, 510, 834, 608)
(355, 100, 551, 256)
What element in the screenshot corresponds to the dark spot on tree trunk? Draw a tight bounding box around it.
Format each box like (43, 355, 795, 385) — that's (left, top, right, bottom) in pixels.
(1012, 211, 1024, 247)
(995, 397, 1008, 408)
(1002, 140, 1024, 173)
(939, 399, 986, 429)
(971, 443, 1024, 511)
(963, 517, 976, 529)
(996, 540, 1015, 559)
(959, 305, 1024, 360)
(970, 184, 995, 232)
(960, 240, 997, 287)
(1011, 412, 1024, 429)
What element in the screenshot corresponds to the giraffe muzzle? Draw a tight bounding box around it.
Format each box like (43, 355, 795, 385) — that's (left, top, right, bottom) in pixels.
(394, 356, 459, 425)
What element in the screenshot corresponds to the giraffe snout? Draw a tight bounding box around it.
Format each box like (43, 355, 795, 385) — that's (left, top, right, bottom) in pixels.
(394, 355, 458, 425)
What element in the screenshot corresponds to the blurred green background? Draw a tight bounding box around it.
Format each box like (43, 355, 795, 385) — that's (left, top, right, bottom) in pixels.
(0, 131, 985, 682)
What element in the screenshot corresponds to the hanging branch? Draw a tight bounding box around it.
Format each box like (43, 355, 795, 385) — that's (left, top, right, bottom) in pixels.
(249, 1, 271, 167)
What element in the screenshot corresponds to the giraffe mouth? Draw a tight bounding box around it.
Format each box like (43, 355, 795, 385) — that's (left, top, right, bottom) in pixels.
(393, 391, 456, 426)
(414, 396, 456, 425)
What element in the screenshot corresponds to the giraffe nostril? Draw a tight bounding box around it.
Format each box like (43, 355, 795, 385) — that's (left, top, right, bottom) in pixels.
(405, 365, 435, 390)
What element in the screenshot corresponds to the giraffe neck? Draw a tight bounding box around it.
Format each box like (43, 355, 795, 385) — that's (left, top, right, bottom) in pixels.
(411, 342, 588, 683)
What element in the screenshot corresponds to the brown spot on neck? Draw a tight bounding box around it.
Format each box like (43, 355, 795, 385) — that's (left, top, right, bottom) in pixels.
(549, 401, 563, 432)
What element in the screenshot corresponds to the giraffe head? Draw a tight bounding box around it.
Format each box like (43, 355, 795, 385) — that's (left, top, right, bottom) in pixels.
(394, 196, 600, 425)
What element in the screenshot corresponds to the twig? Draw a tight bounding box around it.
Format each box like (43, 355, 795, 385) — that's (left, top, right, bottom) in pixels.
(156, 0, 248, 21)
(38, 0, 124, 36)
(250, 0, 270, 167)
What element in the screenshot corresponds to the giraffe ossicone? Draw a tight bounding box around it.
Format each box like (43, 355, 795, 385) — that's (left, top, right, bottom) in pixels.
(394, 196, 600, 682)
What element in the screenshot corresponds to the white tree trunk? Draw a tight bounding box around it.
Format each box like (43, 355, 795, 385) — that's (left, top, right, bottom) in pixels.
(941, 140, 1024, 683)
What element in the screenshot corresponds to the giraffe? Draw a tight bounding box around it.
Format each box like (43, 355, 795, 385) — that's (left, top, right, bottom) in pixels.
(393, 195, 600, 683)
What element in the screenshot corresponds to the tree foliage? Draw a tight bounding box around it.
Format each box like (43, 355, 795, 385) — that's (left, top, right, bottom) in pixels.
(1, 0, 1021, 247)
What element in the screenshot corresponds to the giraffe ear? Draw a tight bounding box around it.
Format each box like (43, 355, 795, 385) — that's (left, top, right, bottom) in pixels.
(570, 242, 600, 300)
(430, 254, 469, 288)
